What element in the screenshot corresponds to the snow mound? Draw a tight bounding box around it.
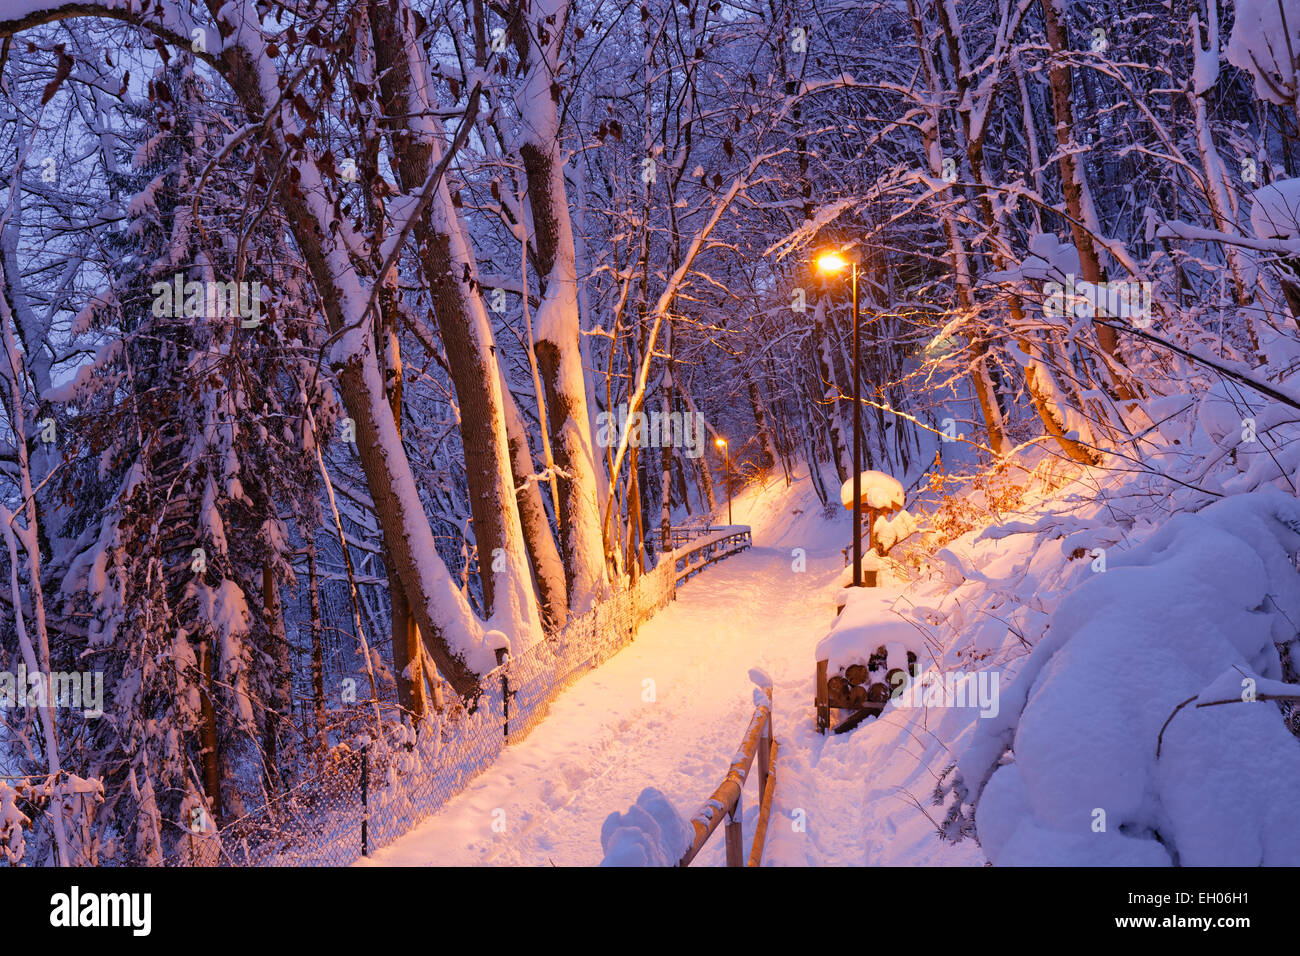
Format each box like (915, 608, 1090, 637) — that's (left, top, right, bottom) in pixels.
(961, 488, 1300, 866)
(817, 589, 929, 667)
(599, 788, 691, 866)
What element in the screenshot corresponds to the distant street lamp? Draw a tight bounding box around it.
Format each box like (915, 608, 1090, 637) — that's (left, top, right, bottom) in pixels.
(715, 436, 732, 525)
(815, 247, 863, 587)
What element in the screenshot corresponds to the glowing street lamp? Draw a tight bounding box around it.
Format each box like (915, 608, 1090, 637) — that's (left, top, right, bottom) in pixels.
(816, 247, 864, 586)
(715, 436, 732, 525)
(814, 251, 850, 275)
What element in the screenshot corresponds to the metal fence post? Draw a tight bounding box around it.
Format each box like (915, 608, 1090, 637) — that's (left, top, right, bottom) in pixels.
(496, 647, 510, 740)
(359, 743, 370, 858)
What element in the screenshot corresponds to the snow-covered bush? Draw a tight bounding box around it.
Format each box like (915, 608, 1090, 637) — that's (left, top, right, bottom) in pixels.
(0, 782, 29, 865)
(956, 489, 1300, 865)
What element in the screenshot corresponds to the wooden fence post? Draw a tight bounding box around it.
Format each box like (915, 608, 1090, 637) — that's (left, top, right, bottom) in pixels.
(724, 795, 744, 867)
(816, 659, 830, 734)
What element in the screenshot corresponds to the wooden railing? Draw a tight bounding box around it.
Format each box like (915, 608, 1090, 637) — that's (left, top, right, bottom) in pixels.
(672, 525, 752, 584)
(665, 524, 728, 549)
(677, 684, 778, 867)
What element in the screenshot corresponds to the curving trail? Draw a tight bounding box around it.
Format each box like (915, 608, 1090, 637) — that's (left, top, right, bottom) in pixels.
(362, 480, 982, 867)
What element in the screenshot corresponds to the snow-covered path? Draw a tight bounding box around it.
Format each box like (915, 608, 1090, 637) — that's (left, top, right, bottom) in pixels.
(363, 480, 983, 866)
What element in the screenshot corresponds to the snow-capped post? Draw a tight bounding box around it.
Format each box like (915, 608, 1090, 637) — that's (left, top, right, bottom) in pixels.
(839, 471, 905, 586)
(751, 669, 773, 802)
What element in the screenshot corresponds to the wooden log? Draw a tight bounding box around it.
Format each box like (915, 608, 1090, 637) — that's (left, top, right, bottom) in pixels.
(884, 668, 906, 699)
(827, 678, 855, 709)
(845, 663, 870, 686)
(832, 703, 885, 734)
(866, 682, 891, 704)
(868, 646, 888, 672)
(849, 683, 869, 708)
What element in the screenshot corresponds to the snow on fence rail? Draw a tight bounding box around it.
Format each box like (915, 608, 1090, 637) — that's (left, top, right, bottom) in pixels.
(5, 526, 754, 867)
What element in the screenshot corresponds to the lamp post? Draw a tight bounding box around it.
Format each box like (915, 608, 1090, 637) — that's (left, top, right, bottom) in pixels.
(815, 249, 863, 587)
(715, 436, 732, 525)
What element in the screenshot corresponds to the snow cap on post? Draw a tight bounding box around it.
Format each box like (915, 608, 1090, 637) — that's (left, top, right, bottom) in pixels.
(840, 471, 904, 512)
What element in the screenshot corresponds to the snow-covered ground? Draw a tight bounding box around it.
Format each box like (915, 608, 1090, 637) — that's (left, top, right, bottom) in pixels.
(362, 473, 983, 866)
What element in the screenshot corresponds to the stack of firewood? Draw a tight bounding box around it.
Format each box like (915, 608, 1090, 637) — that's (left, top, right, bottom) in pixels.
(826, 646, 918, 710)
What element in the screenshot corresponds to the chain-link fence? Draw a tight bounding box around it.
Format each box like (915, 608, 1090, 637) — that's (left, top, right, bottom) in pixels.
(215, 553, 684, 866)
(5, 527, 750, 867)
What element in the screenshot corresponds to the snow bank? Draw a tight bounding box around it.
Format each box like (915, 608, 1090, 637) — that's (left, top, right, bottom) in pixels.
(599, 787, 691, 866)
(960, 488, 1300, 866)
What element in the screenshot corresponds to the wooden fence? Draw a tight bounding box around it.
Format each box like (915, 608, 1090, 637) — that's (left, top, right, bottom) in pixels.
(673, 526, 752, 584)
(677, 684, 777, 867)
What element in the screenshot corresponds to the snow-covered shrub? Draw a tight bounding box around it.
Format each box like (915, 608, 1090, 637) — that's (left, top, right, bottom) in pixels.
(0, 782, 30, 864)
(920, 456, 1071, 554)
(956, 488, 1300, 865)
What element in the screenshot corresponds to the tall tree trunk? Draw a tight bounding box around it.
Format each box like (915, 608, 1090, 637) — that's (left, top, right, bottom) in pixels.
(660, 357, 675, 551)
(367, 0, 541, 650)
(933, 0, 1100, 463)
(500, 378, 569, 629)
(206, 2, 490, 698)
(512, 0, 610, 613)
(908, 0, 1009, 454)
(261, 559, 291, 790)
(743, 361, 777, 471)
(379, 302, 428, 723)
(813, 297, 855, 479)
(197, 641, 222, 820)
(1040, 0, 1136, 389)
